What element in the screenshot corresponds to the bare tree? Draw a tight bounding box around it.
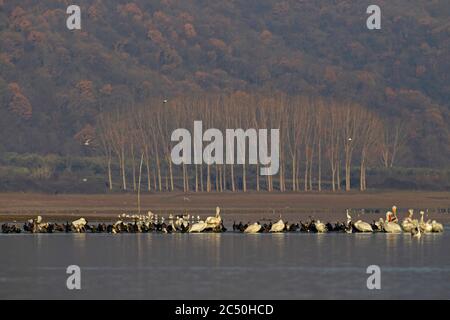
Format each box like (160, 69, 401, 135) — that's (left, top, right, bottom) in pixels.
(97, 113, 114, 191)
(380, 119, 407, 168)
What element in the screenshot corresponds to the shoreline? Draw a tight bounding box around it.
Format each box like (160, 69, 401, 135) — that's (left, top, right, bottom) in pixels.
(0, 191, 449, 222)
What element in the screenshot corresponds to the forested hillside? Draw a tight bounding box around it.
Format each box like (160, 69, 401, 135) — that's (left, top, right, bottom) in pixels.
(0, 0, 449, 168)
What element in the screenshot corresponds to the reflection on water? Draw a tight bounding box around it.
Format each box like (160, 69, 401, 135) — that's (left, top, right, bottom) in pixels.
(0, 231, 449, 299)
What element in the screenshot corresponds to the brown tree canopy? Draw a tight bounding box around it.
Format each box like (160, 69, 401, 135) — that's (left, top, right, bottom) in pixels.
(0, 0, 448, 167)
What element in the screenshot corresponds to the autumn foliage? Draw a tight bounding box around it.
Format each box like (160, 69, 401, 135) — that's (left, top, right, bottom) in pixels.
(0, 0, 448, 168)
(7, 83, 32, 120)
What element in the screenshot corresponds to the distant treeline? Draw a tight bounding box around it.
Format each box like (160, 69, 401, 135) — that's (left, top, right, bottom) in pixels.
(1, 152, 449, 193)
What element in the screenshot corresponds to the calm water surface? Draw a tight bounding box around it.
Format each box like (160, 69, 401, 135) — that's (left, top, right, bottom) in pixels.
(0, 230, 449, 299)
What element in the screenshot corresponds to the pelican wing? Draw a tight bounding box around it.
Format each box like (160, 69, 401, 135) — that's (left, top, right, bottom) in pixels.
(72, 218, 86, 227)
(384, 222, 402, 233)
(270, 220, 285, 232)
(315, 222, 327, 233)
(354, 220, 373, 232)
(432, 222, 444, 233)
(244, 223, 262, 233)
(205, 216, 221, 225)
(402, 221, 414, 232)
(189, 222, 207, 233)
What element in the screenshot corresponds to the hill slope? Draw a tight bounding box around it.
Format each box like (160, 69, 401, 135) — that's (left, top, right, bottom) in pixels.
(0, 0, 449, 167)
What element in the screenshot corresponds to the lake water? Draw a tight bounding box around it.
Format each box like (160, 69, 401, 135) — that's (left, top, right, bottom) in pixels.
(0, 230, 449, 299)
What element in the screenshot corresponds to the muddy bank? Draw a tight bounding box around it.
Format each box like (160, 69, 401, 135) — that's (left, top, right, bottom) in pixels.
(0, 191, 449, 223)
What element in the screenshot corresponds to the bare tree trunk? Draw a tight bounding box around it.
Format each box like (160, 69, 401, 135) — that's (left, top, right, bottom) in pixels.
(345, 160, 351, 192)
(183, 164, 189, 192)
(168, 158, 174, 191)
(107, 157, 113, 191)
(223, 164, 227, 191)
(309, 149, 314, 191)
(121, 150, 127, 191)
(331, 166, 336, 192)
(291, 155, 296, 191)
(182, 164, 186, 192)
(304, 156, 309, 191)
(269, 174, 273, 192)
(242, 164, 247, 192)
(195, 165, 199, 192)
(318, 141, 322, 191)
(145, 155, 151, 191)
(156, 153, 162, 192)
(230, 164, 235, 192)
(131, 143, 137, 191)
(256, 163, 260, 191)
(186, 164, 190, 192)
(279, 158, 285, 192)
(200, 164, 204, 192)
(360, 157, 366, 191)
(207, 164, 211, 192)
(218, 165, 223, 192)
(336, 159, 341, 191)
(137, 153, 144, 213)
(215, 164, 219, 191)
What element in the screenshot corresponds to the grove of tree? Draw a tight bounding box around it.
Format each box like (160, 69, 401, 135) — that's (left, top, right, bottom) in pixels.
(0, 0, 449, 186)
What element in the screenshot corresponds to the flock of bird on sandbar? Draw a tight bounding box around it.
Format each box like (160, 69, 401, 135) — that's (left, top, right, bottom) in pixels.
(0, 206, 445, 238)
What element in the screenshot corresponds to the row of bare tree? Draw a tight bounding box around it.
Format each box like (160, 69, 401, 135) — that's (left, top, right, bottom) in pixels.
(96, 94, 406, 193)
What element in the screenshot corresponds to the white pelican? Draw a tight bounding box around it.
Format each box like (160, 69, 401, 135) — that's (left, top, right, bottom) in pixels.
(314, 220, 327, 233)
(188, 221, 207, 233)
(374, 218, 384, 231)
(402, 209, 415, 232)
(419, 211, 433, 233)
(383, 212, 402, 233)
(345, 209, 353, 232)
(411, 222, 421, 238)
(270, 219, 285, 232)
(244, 223, 262, 233)
(431, 220, 444, 233)
(353, 220, 373, 232)
(347, 211, 372, 232)
(174, 217, 184, 229)
(71, 217, 87, 232)
(346, 209, 352, 225)
(205, 207, 222, 227)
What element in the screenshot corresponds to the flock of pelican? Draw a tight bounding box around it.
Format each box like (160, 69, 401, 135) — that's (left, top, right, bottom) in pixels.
(0, 206, 445, 237)
(234, 206, 444, 238)
(1, 207, 226, 234)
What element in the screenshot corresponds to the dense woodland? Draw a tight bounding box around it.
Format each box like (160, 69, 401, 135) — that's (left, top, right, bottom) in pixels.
(0, 1, 449, 192)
